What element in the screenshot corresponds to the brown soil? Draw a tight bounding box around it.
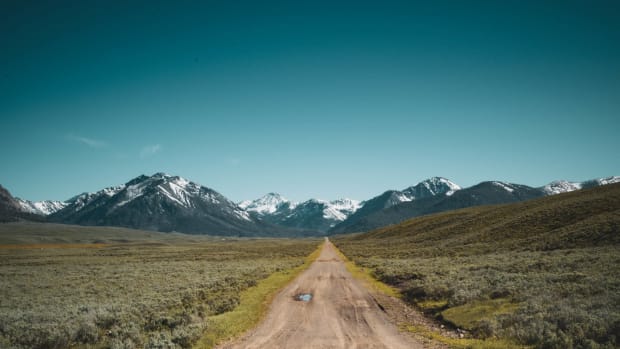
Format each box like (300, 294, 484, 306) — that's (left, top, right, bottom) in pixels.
(218, 239, 428, 349)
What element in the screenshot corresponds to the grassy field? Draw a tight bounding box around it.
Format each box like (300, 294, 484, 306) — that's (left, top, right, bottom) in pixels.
(333, 183, 620, 349)
(0, 223, 320, 349)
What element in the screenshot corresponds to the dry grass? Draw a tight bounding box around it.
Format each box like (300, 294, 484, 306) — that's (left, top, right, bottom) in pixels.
(0, 223, 320, 349)
(333, 184, 620, 349)
(0, 243, 108, 249)
(195, 241, 323, 348)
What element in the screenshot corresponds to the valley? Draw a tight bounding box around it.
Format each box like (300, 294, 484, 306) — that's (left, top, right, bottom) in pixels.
(0, 180, 618, 349)
(4, 1, 617, 348)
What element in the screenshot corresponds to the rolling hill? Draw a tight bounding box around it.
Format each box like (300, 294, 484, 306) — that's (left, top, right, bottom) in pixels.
(333, 183, 620, 348)
(337, 182, 620, 252)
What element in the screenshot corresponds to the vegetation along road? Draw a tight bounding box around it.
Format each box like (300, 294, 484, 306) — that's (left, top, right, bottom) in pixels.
(218, 238, 424, 349)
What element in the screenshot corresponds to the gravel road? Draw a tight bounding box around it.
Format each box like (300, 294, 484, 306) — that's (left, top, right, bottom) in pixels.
(218, 239, 424, 349)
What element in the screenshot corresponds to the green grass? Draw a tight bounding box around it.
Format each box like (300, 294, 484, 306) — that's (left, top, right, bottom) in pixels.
(0, 223, 321, 349)
(194, 241, 323, 349)
(333, 183, 620, 349)
(417, 299, 449, 311)
(332, 242, 400, 298)
(333, 243, 526, 349)
(404, 324, 528, 349)
(441, 298, 520, 331)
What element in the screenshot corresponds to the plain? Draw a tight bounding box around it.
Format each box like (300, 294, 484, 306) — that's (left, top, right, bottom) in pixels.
(0, 223, 320, 349)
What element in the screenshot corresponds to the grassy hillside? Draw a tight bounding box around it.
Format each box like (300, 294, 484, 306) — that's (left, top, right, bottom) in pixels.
(333, 183, 620, 349)
(0, 223, 320, 349)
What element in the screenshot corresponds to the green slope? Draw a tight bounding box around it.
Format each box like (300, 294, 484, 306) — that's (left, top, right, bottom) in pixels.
(333, 183, 620, 349)
(340, 182, 620, 254)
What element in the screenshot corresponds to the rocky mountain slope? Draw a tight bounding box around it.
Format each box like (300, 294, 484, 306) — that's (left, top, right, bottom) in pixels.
(0, 185, 45, 223)
(48, 173, 300, 236)
(240, 193, 360, 232)
(330, 177, 462, 233)
(16, 199, 67, 215)
(4, 174, 618, 236)
(330, 176, 619, 234)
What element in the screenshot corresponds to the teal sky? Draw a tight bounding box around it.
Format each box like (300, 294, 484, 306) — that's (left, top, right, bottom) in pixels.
(1, 0, 619, 202)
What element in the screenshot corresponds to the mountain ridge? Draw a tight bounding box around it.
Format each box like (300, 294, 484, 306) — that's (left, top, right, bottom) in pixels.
(329, 176, 620, 234)
(47, 173, 305, 236)
(239, 193, 361, 232)
(3, 174, 618, 236)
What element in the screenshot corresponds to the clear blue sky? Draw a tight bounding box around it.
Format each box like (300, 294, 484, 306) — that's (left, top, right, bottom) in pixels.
(1, 0, 619, 202)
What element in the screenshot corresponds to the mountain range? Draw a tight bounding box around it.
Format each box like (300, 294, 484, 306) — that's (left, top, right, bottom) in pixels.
(45, 173, 310, 236)
(1, 174, 618, 236)
(331, 177, 620, 234)
(239, 193, 361, 231)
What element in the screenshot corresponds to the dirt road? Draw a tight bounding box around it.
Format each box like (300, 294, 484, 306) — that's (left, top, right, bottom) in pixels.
(218, 239, 424, 349)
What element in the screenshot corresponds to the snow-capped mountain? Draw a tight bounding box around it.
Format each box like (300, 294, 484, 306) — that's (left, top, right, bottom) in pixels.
(541, 180, 583, 195)
(0, 185, 46, 222)
(541, 176, 620, 195)
(596, 176, 620, 186)
(331, 177, 462, 233)
(240, 194, 362, 232)
(16, 199, 67, 215)
(491, 181, 519, 193)
(372, 177, 463, 211)
(330, 178, 535, 234)
(401, 177, 462, 201)
(330, 176, 620, 234)
(328, 198, 363, 219)
(48, 173, 285, 236)
(278, 198, 362, 232)
(4, 173, 619, 236)
(239, 193, 297, 215)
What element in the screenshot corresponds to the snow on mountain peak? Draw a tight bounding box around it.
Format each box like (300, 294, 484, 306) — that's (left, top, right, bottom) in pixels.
(322, 198, 362, 222)
(542, 176, 619, 195)
(330, 198, 362, 211)
(59, 172, 252, 221)
(318, 199, 361, 222)
(157, 177, 201, 208)
(392, 192, 413, 204)
(238, 200, 252, 209)
(239, 193, 294, 215)
(69, 185, 125, 211)
(241, 193, 363, 228)
(89, 173, 215, 210)
(322, 206, 347, 221)
(424, 177, 462, 196)
(17, 199, 67, 215)
(439, 177, 461, 191)
(400, 177, 462, 201)
(597, 176, 620, 186)
(492, 181, 515, 193)
(542, 180, 582, 195)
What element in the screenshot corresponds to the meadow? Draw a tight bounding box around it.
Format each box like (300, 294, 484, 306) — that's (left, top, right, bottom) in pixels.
(0, 223, 319, 349)
(333, 184, 620, 349)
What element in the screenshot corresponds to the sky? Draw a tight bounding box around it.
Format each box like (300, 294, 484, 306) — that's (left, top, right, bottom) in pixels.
(1, 0, 619, 203)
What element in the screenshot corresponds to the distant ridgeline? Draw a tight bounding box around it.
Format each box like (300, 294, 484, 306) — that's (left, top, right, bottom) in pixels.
(1, 173, 618, 237)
